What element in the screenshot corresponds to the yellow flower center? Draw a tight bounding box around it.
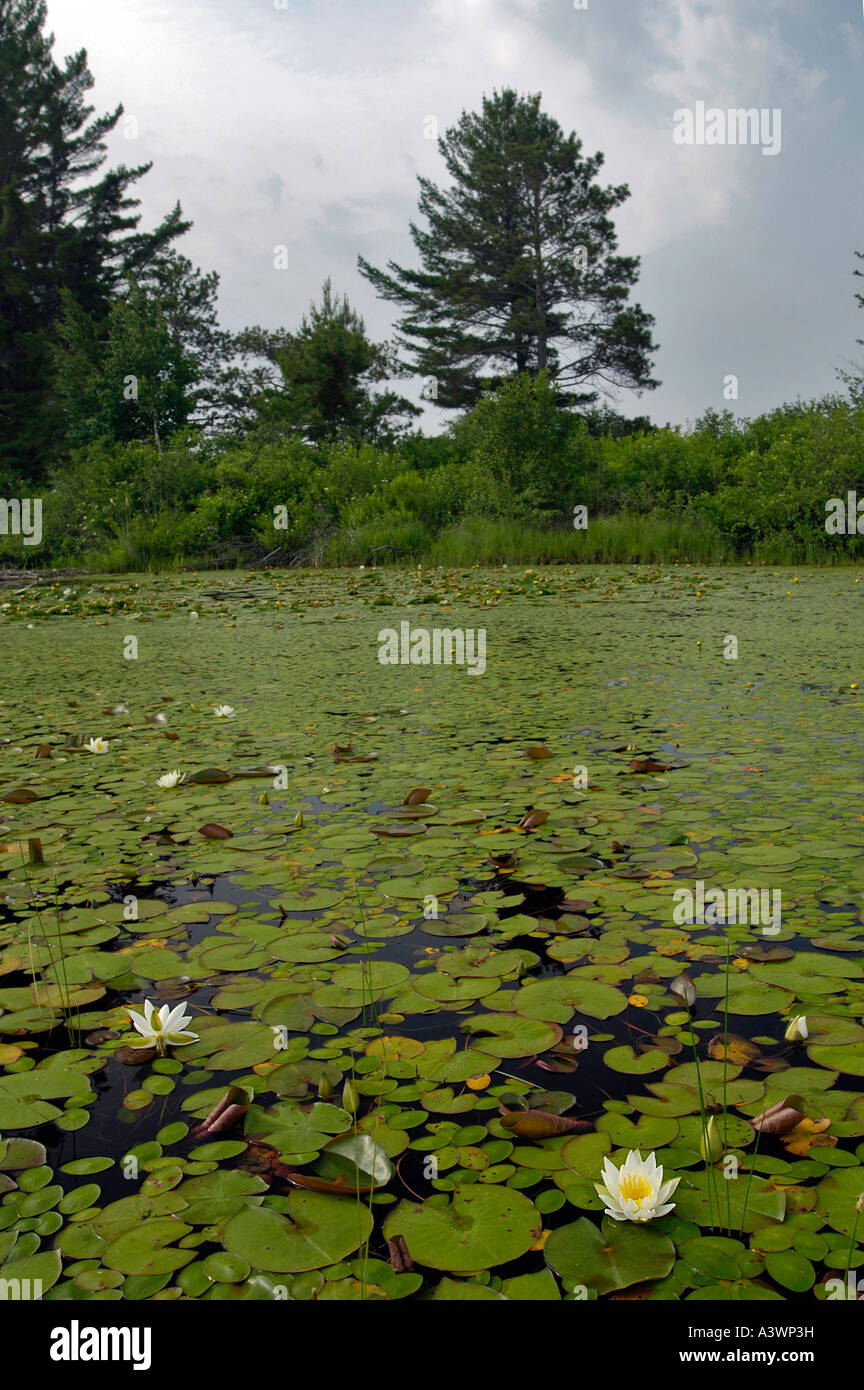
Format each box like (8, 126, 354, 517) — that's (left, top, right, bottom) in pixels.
(618, 1173, 654, 1205)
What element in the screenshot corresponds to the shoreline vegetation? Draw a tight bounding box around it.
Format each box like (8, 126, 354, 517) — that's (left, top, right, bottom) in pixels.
(3, 389, 864, 573)
(2, 13, 864, 580)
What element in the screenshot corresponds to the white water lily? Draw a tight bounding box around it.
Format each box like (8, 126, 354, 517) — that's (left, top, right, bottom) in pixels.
(596, 1149, 680, 1223)
(214, 704, 235, 718)
(156, 770, 183, 789)
(785, 1015, 808, 1042)
(127, 999, 198, 1055)
(86, 737, 108, 754)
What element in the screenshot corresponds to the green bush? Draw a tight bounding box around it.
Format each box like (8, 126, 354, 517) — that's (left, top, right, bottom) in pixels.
(2, 386, 863, 570)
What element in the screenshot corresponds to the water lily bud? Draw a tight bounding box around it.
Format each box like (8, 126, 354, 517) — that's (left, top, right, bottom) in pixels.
(784, 1015, 808, 1043)
(699, 1116, 723, 1163)
(259, 791, 269, 806)
(318, 1074, 333, 1099)
(342, 1079, 359, 1114)
(294, 811, 304, 829)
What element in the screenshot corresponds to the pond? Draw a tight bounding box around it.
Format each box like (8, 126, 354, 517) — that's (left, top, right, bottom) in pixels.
(0, 562, 863, 1301)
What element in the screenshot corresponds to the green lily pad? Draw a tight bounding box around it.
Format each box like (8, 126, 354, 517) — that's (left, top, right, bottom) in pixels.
(816, 1166, 864, 1237)
(383, 1185, 539, 1272)
(514, 977, 627, 1022)
(674, 1172, 786, 1232)
(0, 1247, 62, 1297)
(245, 1102, 353, 1158)
(595, 1115, 680, 1149)
(764, 1249, 815, 1292)
(807, 1046, 864, 1076)
(174, 1170, 268, 1224)
(545, 1214, 675, 1294)
(222, 1191, 374, 1272)
(0, 1070, 91, 1129)
(603, 1045, 669, 1075)
(102, 1218, 194, 1275)
(461, 1014, 562, 1059)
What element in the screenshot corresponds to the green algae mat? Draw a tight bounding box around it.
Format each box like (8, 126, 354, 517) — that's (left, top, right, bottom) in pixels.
(0, 562, 863, 1301)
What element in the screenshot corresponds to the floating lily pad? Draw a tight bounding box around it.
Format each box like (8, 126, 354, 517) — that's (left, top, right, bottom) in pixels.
(223, 1191, 374, 1272)
(383, 1185, 539, 1272)
(461, 1014, 563, 1059)
(545, 1215, 675, 1294)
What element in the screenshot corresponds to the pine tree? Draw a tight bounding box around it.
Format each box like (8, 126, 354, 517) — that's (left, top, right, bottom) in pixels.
(234, 280, 420, 445)
(0, 0, 189, 478)
(359, 89, 659, 410)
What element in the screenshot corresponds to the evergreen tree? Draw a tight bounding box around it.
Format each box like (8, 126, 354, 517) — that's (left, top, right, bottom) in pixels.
(234, 280, 420, 445)
(359, 89, 659, 410)
(0, 0, 189, 478)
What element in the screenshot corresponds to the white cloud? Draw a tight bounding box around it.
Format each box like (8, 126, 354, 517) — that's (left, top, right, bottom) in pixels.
(43, 0, 857, 424)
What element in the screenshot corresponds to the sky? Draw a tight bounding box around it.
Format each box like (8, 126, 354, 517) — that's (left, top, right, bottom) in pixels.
(46, 0, 864, 430)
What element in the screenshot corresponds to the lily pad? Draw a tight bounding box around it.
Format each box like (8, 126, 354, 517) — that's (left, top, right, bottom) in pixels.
(222, 1191, 374, 1272)
(545, 1215, 676, 1295)
(383, 1185, 540, 1272)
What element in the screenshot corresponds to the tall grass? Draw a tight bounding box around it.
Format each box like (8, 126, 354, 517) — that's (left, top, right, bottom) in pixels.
(8, 509, 861, 573)
(427, 514, 734, 566)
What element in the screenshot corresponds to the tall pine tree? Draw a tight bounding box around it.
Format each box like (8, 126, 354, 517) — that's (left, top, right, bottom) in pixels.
(0, 0, 189, 479)
(359, 89, 659, 410)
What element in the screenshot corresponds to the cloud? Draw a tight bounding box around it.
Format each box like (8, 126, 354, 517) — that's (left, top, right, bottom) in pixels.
(43, 0, 861, 425)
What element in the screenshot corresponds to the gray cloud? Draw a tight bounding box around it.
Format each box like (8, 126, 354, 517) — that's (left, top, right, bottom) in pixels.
(46, 0, 864, 426)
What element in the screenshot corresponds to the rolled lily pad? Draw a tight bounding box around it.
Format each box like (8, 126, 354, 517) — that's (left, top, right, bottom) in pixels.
(319, 1133, 394, 1186)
